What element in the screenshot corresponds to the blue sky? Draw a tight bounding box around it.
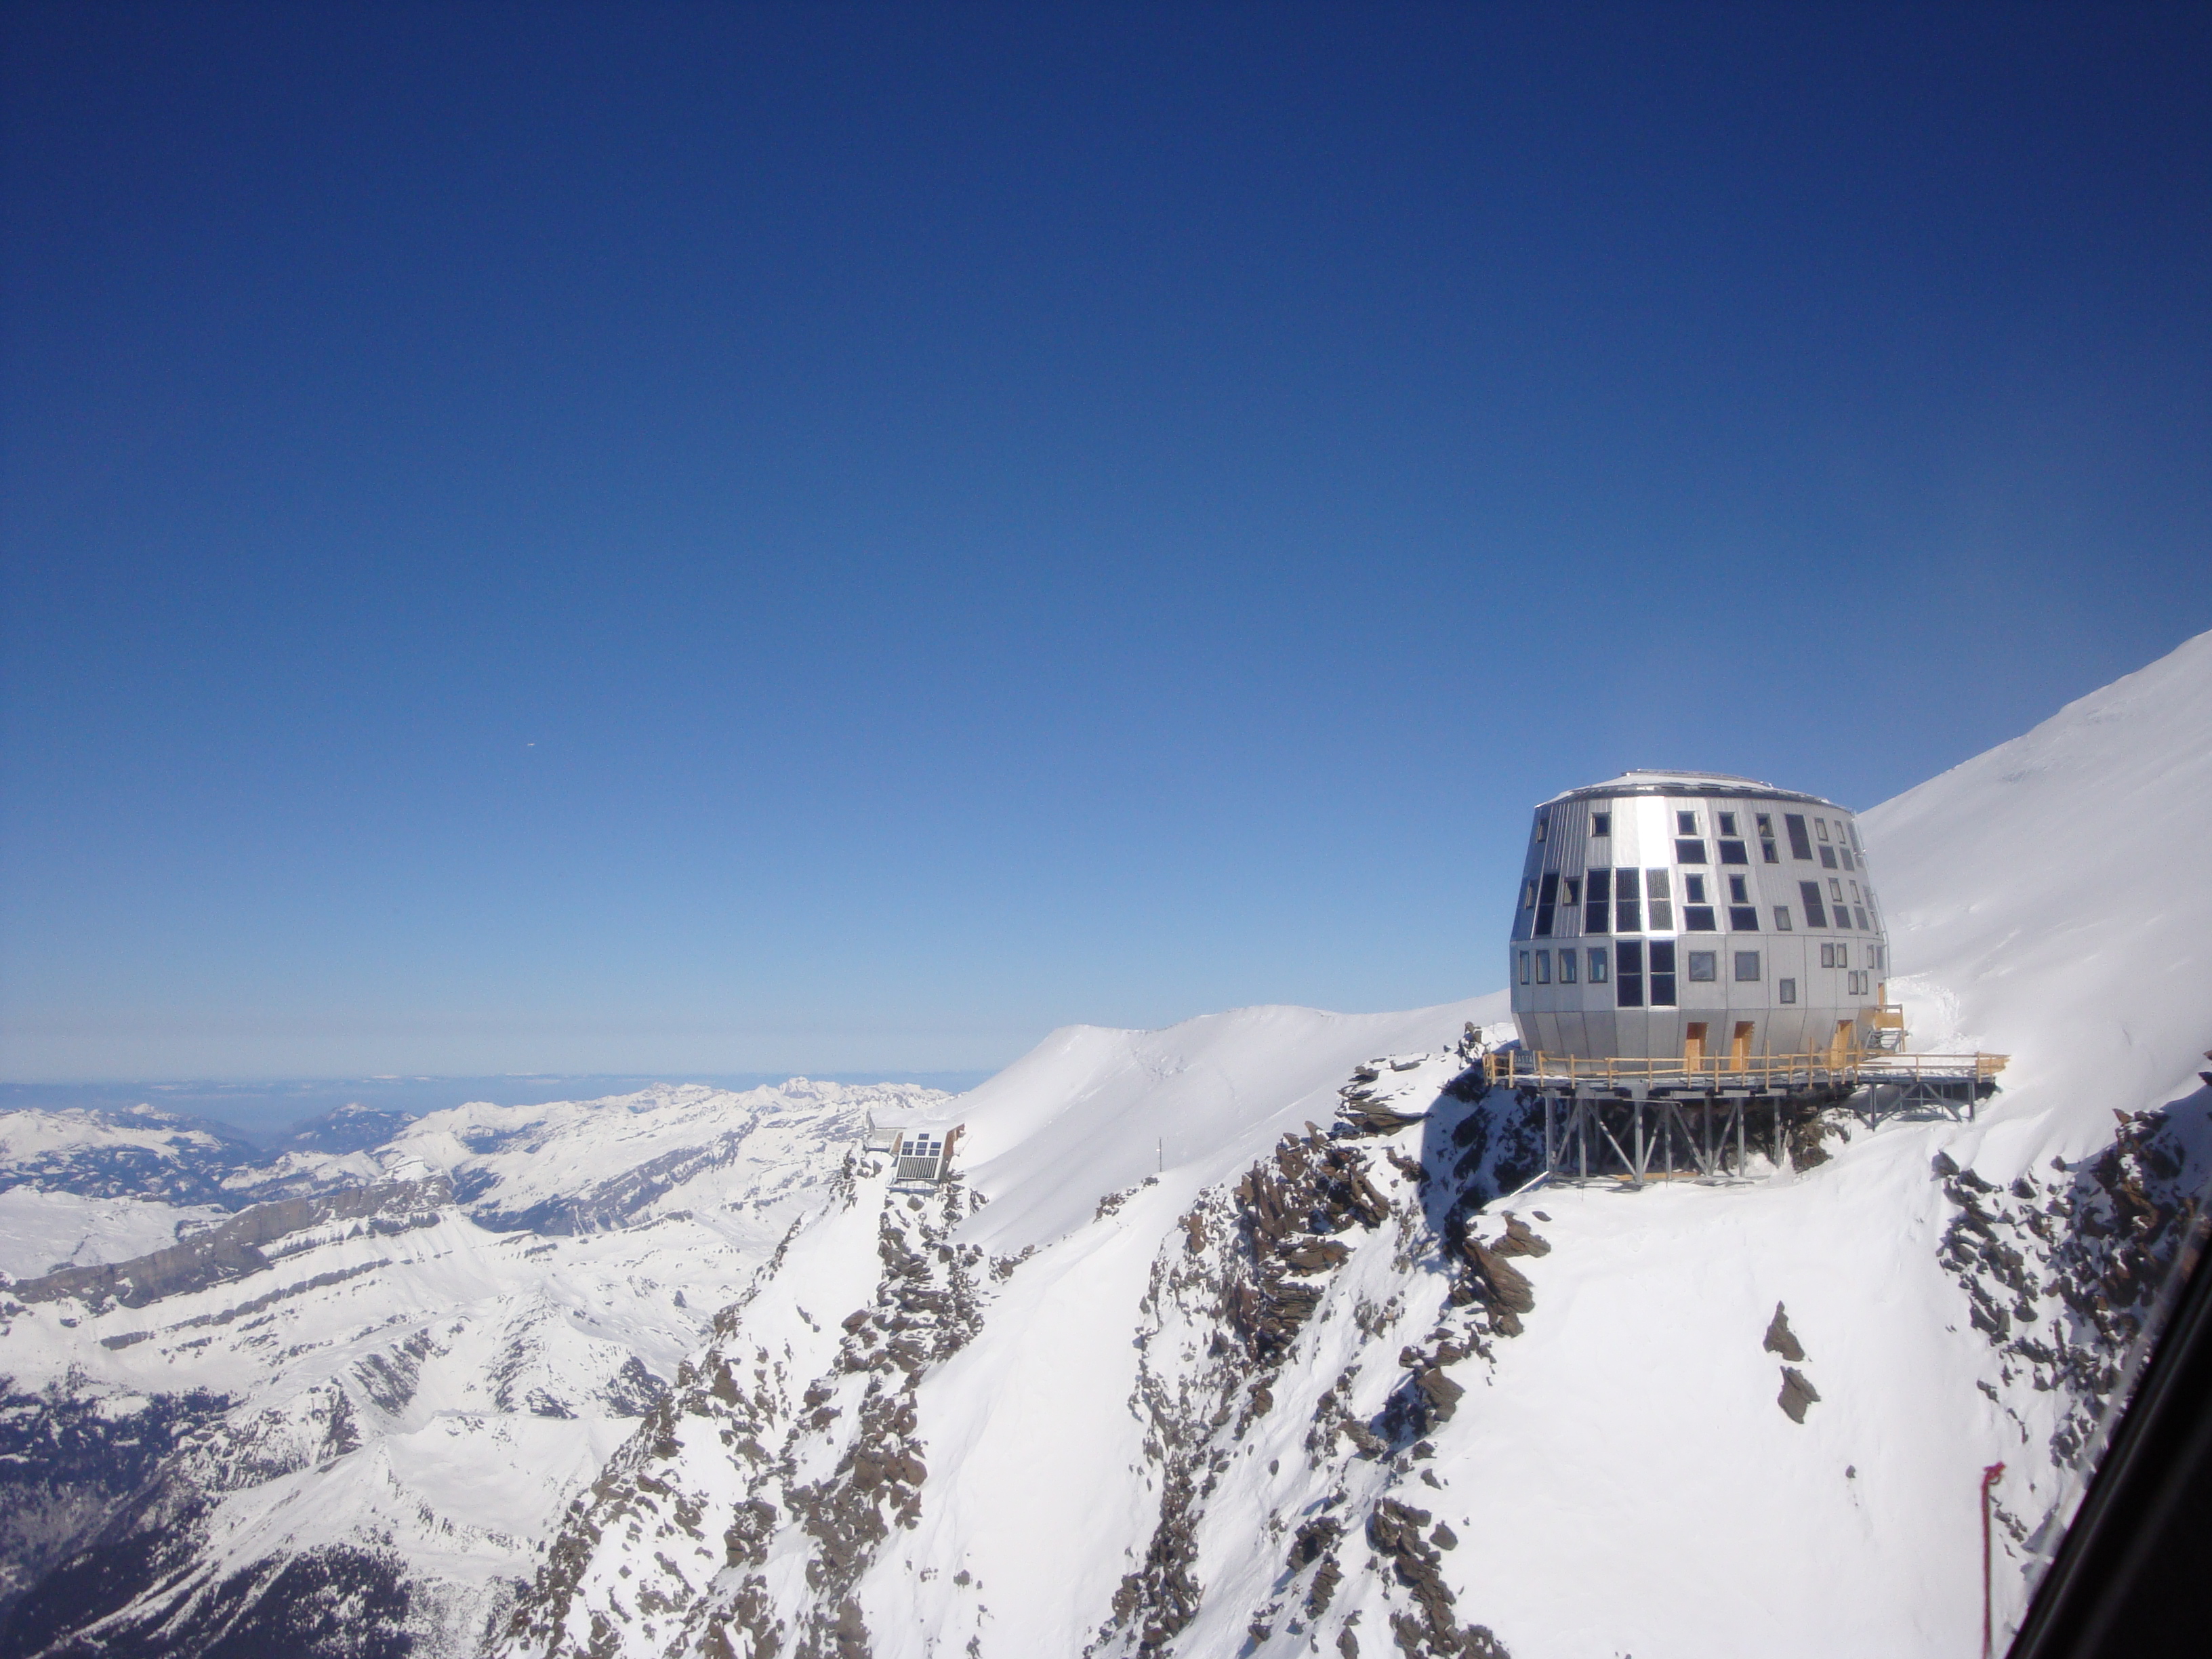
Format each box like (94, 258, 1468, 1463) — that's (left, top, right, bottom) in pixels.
(4, 4, 2208, 1082)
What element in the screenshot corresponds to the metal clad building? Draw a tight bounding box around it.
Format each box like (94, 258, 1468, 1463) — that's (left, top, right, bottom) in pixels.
(1508, 770, 1889, 1064)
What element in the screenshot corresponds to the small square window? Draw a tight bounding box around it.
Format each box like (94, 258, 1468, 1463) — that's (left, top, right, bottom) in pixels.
(1755, 813, 1773, 835)
(1560, 949, 1577, 984)
(1687, 950, 1717, 982)
(1816, 819, 1830, 841)
(1779, 977, 1797, 1004)
(1717, 813, 1738, 836)
(1589, 947, 1608, 983)
(1728, 876, 1750, 903)
(1761, 838, 1780, 864)
(1536, 950, 1551, 984)
(1591, 812, 1612, 836)
(1734, 951, 1761, 981)
(1773, 905, 1793, 930)
(1677, 811, 1698, 835)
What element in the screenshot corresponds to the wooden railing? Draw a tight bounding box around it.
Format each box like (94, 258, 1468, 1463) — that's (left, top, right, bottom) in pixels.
(1483, 1048, 2009, 1088)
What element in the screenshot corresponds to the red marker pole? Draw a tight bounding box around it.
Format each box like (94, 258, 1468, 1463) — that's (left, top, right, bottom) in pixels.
(1981, 1461, 2007, 1659)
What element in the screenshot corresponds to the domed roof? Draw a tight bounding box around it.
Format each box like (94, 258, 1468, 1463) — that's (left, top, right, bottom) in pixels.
(1539, 769, 1842, 809)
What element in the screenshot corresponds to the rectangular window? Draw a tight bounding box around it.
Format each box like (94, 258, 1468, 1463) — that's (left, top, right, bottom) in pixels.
(1563, 876, 1582, 905)
(1685, 905, 1717, 931)
(1734, 951, 1761, 982)
(1848, 823, 1862, 853)
(1534, 872, 1559, 937)
(1584, 867, 1612, 934)
(1779, 977, 1797, 1004)
(1684, 874, 1708, 903)
(1589, 947, 1609, 983)
(1677, 811, 1698, 835)
(1820, 943, 1836, 968)
(1871, 945, 1884, 971)
(1535, 815, 1548, 842)
(1719, 838, 1748, 864)
(1729, 905, 1761, 930)
(1718, 813, 1739, 836)
(1839, 845, 1856, 871)
(1854, 905, 1869, 931)
(1616, 941, 1643, 1007)
(1675, 838, 1708, 863)
(1645, 869, 1673, 932)
(1774, 905, 1793, 930)
(1687, 950, 1718, 983)
(1785, 814, 1815, 859)
(1649, 939, 1677, 1006)
(1536, 950, 1551, 984)
(1819, 844, 1839, 869)
(1518, 950, 1530, 985)
(1591, 811, 1611, 836)
(1799, 880, 1828, 928)
(1521, 879, 1538, 909)
(1816, 819, 1830, 841)
(1828, 878, 1845, 902)
(1761, 838, 1780, 863)
(1849, 881, 1862, 901)
(1728, 875, 1750, 903)
(1615, 867, 1641, 934)
(1559, 949, 1577, 983)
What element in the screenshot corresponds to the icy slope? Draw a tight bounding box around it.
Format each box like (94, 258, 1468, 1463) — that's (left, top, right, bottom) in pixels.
(501, 634, 2212, 1659)
(0, 1078, 945, 1658)
(1865, 624, 2212, 1166)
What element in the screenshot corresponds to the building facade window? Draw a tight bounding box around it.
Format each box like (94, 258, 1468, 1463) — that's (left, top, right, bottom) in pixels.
(1536, 950, 1551, 984)
(1785, 814, 1816, 859)
(1518, 951, 1530, 985)
(1589, 947, 1608, 983)
(1757, 813, 1780, 862)
(1615, 941, 1643, 1006)
(1687, 950, 1718, 982)
(1584, 867, 1612, 933)
(1560, 949, 1577, 983)
(1645, 869, 1673, 932)
(1820, 843, 1839, 869)
(1815, 819, 1830, 841)
(1799, 880, 1829, 928)
(1734, 951, 1761, 981)
(1773, 905, 1793, 930)
(1615, 869, 1641, 934)
(1779, 977, 1797, 1004)
(1591, 811, 1611, 837)
(1677, 811, 1698, 834)
(1675, 838, 1708, 863)
(1534, 872, 1560, 937)
(1729, 905, 1760, 930)
(1649, 940, 1678, 1006)
(1719, 838, 1748, 863)
(1718, 813, 1739, 836)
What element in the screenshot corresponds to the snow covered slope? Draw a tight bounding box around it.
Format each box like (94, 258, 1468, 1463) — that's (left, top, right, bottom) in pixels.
(495, 631, 2212, 1659)
(0, 1079, 945, 1658)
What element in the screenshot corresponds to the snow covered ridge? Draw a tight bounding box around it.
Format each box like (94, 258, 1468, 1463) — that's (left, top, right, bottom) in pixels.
(0, 1078, 947, 1658)
(5, 629, 2212, 1659)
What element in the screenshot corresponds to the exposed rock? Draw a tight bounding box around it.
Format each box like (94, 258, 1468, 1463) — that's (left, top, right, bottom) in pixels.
(1763, 1303, 1807, 1364)
(1778, 1367, 1821, 1423)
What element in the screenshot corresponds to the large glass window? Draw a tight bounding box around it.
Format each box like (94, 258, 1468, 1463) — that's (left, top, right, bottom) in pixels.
(1615, 941, 1643, 1006)
(1785, 814, 1815, 859)
(1675, 838, 1708, 863)
(1734, 951, 1761, 981)
(1687, 950, 1717, 983)
(1615, 868, 1641, 933)
(1645, 869, 1673, 931)
(1584, 867, 1612, 933)
(1649, 940, 1677, 1006)
(1799, 880, 1829, 928)
(1588, 947, 1608, 983)
(1534, 872, 1559, 937)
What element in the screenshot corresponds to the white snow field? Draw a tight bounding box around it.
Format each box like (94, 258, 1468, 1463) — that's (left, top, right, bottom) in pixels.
(6, 629, 2209, 1659)
(495, 631, 2212, 1659)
